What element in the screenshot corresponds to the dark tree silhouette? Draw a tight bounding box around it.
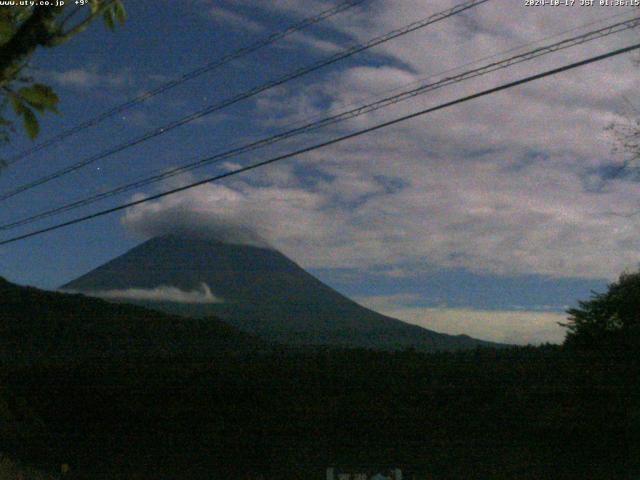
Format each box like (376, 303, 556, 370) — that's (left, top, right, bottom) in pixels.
(562, 269, 640, 347)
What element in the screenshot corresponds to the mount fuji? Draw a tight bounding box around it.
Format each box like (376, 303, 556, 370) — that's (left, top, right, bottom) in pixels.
(62, 233, 497, 351)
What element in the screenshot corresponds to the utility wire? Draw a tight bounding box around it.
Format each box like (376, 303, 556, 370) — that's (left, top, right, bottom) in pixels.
(112, 7, 639, 176)
(2, 15, 639, 231)
(0, 0, 491, 202)
(1, 41, 638, 247)
(4, 0, 369, 166)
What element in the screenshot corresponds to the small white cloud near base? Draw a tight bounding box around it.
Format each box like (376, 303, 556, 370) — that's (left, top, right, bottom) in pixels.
(74, 283, 223, 304)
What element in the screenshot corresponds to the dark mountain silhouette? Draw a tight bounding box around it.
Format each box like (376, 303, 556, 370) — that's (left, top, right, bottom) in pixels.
(62, 234, 497, 351)
(0, 276, 262, 364)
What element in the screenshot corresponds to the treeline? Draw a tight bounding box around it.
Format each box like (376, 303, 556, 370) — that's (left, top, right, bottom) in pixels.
(0, 344, 636, 479)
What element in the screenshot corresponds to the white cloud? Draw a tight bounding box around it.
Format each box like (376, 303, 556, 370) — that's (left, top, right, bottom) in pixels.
(274, 30, 344, 54)
(120, 1, 640, 282)
(355, 294, 567, 345)
(121, 146, 640, 279)
(399, 308, 567, 345)
(47, 67, 136, 90)
(73, 283, 223, 304)
(208, 6, 265, 32)
(227, 0, 350, 19)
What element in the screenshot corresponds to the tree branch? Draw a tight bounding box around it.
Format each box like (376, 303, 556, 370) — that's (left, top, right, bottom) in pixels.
(50, 0, 116, 47)
(0, 6, 61, 86)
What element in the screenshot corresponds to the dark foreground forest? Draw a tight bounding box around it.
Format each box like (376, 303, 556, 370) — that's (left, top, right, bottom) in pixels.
(0, 276, 639, 479)
(1, 345, 637, 480)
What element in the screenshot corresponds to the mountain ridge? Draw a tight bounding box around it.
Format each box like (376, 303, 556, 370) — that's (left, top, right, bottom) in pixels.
(0, 275, 263, 363)
(62, 234, 500, 351)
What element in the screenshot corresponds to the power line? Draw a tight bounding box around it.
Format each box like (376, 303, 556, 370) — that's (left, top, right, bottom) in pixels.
(1, 41, 638, 247)
(0, 0, 491, 202)
(2, 14, 639, 231)
(4, 0, 369, 166)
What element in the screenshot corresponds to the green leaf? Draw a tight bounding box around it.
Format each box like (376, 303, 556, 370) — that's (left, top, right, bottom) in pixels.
(0, 17, 14, 45)
(103, 9, 115, 31)
(18, 84, 59, 112)
(22, 107, 39, 140)
(14, 6, 34, 23)
(89, 0, 101, 14)
(9, 93, 25, 115)
(114, 2, 127, 25)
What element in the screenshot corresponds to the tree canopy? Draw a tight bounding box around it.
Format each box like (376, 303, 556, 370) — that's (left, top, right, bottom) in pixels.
(562, 269, 640, 348)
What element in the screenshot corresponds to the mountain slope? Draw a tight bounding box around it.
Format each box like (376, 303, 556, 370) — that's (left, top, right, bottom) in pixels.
(62, 234, 497, 351)
(0, 276, 262, 363)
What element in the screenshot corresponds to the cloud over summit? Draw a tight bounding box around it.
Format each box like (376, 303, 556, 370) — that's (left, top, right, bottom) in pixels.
(122, 187, 273, 249)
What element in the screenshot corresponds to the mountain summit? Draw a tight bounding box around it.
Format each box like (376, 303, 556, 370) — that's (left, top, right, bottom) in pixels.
(62, 234, 495, 351)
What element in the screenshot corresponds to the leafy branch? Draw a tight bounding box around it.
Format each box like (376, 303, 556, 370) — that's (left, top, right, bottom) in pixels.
(0, 0, 125, 151)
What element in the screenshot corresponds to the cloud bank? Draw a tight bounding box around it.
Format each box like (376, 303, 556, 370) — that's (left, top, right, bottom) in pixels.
(403, 307, 567, 345)
(123, 189, 273, 249)
(355, 293, 566, 344)
(121, 1, 640, 282)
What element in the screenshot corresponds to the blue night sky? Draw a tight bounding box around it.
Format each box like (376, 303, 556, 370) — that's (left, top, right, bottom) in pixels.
(2, 0, 639, 344)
